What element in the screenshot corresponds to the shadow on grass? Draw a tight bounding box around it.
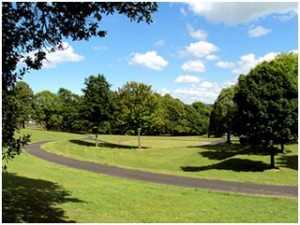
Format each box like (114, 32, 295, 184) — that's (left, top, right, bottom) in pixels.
(194, 143, 283, 162)
(182, 143, 296, 172)
(277, 155, 298, 170)
(192, 144, 251, 161)
(181, 158, 269, 172)
(199, 150, 240, 160)
(69, 139, 148, 149)
(185, 144, 269, 172)
(70, 139, 95, 147)
(2, 172, 85, 223)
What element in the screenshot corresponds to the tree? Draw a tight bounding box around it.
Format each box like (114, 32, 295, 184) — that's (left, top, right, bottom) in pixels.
(116, 82, 158, 149)
(209, 86, 236, 143)
(160, 94, 190, 135)
(2, 2, 158, 162)
(14, 81, 34, 128)
(234, 53, 298, 169)
(33, 91, 62, 130)
(57, 88, 82, 132)
(182, 105, 199, 135)
(191, 102, 212, 135)
(82, 75, 115, 147)
(148, 93, 168, 135)
(271, 53, 298, 152)
(2, 86, 30, 169)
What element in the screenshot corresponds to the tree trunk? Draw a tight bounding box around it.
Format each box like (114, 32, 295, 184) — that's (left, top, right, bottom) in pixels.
(46, 122, 50, 131)
(137, 128, 141, 150)
(95, 133, 98, 147)
(280, 142, 286, 154)
(226, 131, 231, 144)
(270, 146, 276, 169)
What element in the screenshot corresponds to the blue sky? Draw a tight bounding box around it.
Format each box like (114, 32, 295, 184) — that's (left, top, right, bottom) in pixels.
(22, 2, 298, 104)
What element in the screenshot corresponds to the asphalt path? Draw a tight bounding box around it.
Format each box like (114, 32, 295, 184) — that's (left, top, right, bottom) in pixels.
(24, 140, 298, 198)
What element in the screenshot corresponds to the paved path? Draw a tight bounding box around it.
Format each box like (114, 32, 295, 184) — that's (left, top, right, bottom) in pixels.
(24, 140, 298, 198)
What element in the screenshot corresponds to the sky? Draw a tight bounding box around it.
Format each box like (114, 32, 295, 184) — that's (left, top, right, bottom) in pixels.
(21, 1, 298, 104)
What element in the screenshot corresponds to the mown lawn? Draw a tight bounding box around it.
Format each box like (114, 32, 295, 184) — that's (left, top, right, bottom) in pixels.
(41, 133, 297, 185)
(20, 128, 85, 143)
(3, 129, 298, 222)
(2, 151, 298, 223)
(94, 134, 220, 148)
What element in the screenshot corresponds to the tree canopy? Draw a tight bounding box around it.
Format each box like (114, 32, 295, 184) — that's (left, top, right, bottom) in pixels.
(209, 86, 236, 143)
(116, 81, 158, 148)
(14, 82, 34, 128)
(82, 75, 115, 147)
(234, 53, 298, 168)
(57, 88, 83, 132)
(33, 91, 62, 131)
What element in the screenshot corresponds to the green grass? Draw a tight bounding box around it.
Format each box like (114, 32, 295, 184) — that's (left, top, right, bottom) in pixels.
(44, 137, 298, 185)
(20, 128, 85, 143)
(3, 129, 298, 222)
(2, 151, 298, 223)
(95, 134, 220, 148)
(21, 128, 218, 148)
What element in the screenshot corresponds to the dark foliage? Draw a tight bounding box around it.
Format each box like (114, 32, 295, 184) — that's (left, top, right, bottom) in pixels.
(233, 53, 298, 168)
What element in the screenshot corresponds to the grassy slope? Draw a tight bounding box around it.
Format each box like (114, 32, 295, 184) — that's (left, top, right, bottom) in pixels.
(3, 151, 298, 223)
(3, 129, 297, 222)
(20, 128, 85, 143)
(95, 134, 220, 148)
(44, 138, 298, 185)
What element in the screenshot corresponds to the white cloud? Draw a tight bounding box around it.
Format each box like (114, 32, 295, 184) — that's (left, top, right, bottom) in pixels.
(260, 52, 279, 62)
(200, 81, 214, 88)
(181, 60, 205, 73)
(158, 87, 170, 96)
(278, 11, 297, 22)
(175, 75, 200, 83)
(93, 46, 108, 51)
(213, 51, 291, 75)
(180, 7, 188, 17)
(186, 2, 298, 26)
(34, 42, 84, 69)
(232, 52, 279, 74)
(21, 42, 84, 69)
(216, 61, 235, 69)
(187, 24, 208, 40)
(173, 80, 235, 104)
(206, 55, 220, 61)
(154, 40, 165, 47)
(232, 53, 259, 74)
(185, 41, 219, 58)
(129, 51, 168, 71)
(248, 26, 271, 38)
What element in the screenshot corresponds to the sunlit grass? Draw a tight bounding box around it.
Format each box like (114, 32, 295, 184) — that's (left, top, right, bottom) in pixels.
(96, 134, 220, 148)
(3, 151, 298, 223)
(21, 128, 297, 186)
(21, 128, 85, 143)
(3, 128, 297, 222)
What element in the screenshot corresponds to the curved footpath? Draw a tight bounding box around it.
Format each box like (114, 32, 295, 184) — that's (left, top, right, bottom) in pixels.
(24, 140, 298, 198)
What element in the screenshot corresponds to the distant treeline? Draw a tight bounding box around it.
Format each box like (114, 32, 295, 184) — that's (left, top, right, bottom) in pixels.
(15, 78, 212, 136)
